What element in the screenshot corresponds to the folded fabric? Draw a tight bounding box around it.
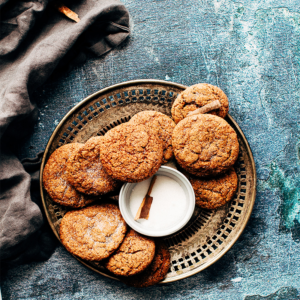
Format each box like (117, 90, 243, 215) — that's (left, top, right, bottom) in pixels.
(0, 0, 130, 263)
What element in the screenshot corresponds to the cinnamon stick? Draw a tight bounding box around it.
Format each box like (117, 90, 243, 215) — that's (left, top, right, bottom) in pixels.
(134, 176, 157, 221)
(54, 2, 80, 23)
(187, 100, 222, 117)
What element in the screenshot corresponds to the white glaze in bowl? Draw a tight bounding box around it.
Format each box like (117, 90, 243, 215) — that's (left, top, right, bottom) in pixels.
(119, 166, 195, 237)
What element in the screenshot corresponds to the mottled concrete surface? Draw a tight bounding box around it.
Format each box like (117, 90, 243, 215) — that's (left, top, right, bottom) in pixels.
(1, 0, 300, 299)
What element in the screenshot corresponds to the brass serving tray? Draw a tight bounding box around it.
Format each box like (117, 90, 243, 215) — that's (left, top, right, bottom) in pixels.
(40, 79, 256, 283)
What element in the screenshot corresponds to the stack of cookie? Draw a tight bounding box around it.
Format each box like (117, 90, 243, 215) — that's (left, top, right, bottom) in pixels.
(43, 110, 176, 206)
(42, 82, 239, 287)
(59, 204, 170, 288)
(43, 112, 175, 287)
(171, 83, 239, 209)
(43, 137, 118, 208)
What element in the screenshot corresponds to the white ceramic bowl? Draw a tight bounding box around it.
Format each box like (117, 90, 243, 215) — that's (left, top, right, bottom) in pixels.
(119, 166, 195, 237)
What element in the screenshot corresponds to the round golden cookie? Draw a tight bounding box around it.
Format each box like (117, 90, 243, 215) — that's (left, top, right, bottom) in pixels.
(120, 242, 170, 287)
(43, 143, 95, 208)
(129, 111, 176, 164)
(100, 123, 163, 182)
(105, 229, 155, 277)
(172, 114, 239, 177)
(189, 168, 238, 209)
(171, 83, 229, 124)
(66, 136, 118, 196)
(59, 204, 127, 261)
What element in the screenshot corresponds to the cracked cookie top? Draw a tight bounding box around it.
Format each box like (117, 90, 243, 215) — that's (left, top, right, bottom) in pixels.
(171, 83, 229, 124)
(129, 111, 176, 164)
(43, 143, 95, 208)
(105, 229, 155, 277)
(59, 204, 127, 261)
(100, 123, 163, 182)
(189, 167, 238, 209)
(66, 136, 118, 196)
(172, 114, 239, 177)
(120, 241, 170, 287)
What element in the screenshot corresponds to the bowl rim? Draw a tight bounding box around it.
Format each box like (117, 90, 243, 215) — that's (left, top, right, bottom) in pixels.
(119, 166, 196, 237)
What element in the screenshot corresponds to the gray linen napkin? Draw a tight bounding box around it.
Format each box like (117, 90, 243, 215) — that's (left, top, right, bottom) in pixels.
(0, 0, 130, 263)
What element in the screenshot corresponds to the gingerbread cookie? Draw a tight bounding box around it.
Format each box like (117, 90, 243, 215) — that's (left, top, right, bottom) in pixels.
(130, 111, 175, 164)
(43, 143, 95, 208)
(172, 114, 239, 177)
(105, 229, 155, 277)
(100, 123, 163, 182)
(189, 167, 238, 209)
(120, 241, 170, 287)
(59, 204, 127, 261)
(66, 136, 118, 196)
(171, 83, 229, 124)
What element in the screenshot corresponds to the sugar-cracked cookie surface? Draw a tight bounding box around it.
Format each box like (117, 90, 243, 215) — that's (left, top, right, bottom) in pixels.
(59, 204, 127, 261)
(43, 143, 95, 208)
(120, 241, 170, 287)
(105, 229, 155, 277)
(171, 83, 229, 124)
(189, 167, 238, 209)
(100, 123, 163, 182)
(66, 136, 118, 196)
(130, 111, 176, 164)
(172, 114, 239, 177)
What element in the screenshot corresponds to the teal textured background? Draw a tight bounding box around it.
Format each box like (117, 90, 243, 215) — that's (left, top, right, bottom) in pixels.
(1, 0, 300, 299)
